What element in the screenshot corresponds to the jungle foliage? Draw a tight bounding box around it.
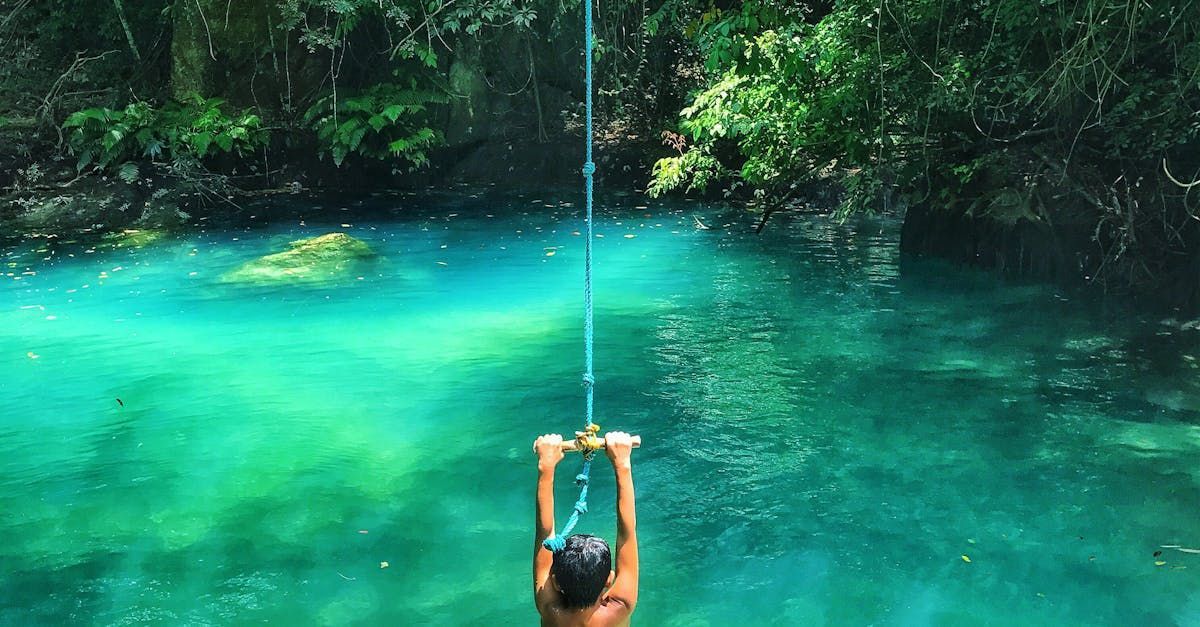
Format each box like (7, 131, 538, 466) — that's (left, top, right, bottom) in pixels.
(1, 0, 687, 174)
(63, 98, 265, 172)
(651, 0, 1200, 297)
(3, 0, 1200, 303)
(303, 83, 446, 169)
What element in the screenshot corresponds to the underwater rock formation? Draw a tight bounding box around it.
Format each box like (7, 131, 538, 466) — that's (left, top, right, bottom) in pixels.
(222, 232, 375, 284)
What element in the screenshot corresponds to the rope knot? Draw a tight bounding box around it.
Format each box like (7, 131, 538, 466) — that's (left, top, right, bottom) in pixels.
(582, 161, 596, 176)
(571, 423, 602, 462)
(574, 501, 589, 514)
(542, 535, 566, 552)
(575, 473, 590, 485)
(581, 372, 595, 386)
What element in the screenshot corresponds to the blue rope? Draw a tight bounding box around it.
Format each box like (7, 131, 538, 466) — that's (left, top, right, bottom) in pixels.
(543, 0, 597, 554)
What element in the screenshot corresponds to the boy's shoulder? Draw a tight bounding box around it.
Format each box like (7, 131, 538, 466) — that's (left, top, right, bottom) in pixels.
(592, 596, 633, 626)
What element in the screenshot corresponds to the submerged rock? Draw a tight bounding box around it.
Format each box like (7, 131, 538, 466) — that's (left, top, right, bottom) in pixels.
(101, 228, 169, 249)
(222, 232, 375, 284)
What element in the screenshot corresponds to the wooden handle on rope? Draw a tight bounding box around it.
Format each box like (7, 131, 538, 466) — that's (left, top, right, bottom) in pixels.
(560, 435, 642, 452)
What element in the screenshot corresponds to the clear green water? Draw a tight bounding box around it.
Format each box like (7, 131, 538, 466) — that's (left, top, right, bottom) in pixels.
(3, 189, 1200, 625)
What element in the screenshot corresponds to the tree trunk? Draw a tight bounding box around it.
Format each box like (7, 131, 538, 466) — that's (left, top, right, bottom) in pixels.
(110, 0, 141, 60)
(170, 0, 309, 107)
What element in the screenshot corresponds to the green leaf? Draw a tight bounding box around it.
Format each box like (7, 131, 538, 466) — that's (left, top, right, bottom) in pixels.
(347, 125, 368, 151)
(417, 46, 438, 67)
(76, 150, 95, 171)
(103, 128, 125, 151)
(192, 131, 213, 157)
(381, 104, 405, 122)
(214, 132, 234, 152)
(143, 138, 164, 159)
(118, 162, 139, 184)
(336, 118, 362, 140)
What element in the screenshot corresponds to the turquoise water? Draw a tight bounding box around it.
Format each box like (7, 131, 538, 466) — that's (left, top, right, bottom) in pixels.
(2, 189, 1199, 625)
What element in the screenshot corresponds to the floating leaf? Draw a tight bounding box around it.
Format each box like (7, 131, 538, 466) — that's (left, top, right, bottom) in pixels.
(961, 555, 971, 563)
(380, 561, 389, 569)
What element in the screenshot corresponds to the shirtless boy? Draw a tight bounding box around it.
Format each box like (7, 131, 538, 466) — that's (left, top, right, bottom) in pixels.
(533, 432, 638, 626)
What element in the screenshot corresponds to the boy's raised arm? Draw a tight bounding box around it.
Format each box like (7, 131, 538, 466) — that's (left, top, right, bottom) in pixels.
(532, 434, 564, 600)
(604, 432, 639, 610)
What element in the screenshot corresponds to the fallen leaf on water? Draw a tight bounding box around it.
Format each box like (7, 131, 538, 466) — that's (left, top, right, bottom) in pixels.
(1155, 561, 1167, 566)
(380, 561, 389, 569)
(961, 555, 971, 563)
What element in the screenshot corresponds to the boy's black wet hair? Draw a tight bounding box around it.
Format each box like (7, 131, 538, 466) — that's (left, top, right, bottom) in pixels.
(551, 534, 611, 609)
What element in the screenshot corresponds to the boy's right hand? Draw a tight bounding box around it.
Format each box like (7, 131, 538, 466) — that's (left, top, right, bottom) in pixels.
(604, 431, 634, 468)
(534, 433, 565, 468)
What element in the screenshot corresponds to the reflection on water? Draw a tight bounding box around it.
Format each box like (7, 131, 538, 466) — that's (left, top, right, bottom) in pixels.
(1, 189, 1198, 624)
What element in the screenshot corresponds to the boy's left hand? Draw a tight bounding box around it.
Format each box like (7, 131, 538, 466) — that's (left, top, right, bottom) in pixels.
(533, 433, 565, 468)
